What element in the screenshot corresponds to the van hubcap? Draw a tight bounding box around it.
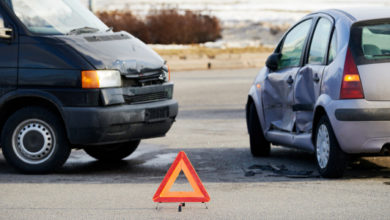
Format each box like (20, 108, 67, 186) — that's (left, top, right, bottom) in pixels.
(12, 119, 55, 164)
(316, 124, 330, 169)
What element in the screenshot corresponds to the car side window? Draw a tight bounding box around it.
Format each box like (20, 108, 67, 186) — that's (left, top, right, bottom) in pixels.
(327, 31, 337, 63)
(308, 18, 333, 65)
(278, 19, 312, 70)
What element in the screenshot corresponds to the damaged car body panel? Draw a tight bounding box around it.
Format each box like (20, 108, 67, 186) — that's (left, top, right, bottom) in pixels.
(294, 66, 321, 133)
(254, 17, 315, 150)
(262, 67, 297, 133)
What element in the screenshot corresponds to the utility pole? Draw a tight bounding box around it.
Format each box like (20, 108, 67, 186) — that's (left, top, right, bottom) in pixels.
(88, 0, 94, 12)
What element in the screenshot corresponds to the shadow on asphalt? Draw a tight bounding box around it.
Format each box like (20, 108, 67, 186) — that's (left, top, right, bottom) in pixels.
(178, 108, 244, 120)
(0, 147, 389, 183)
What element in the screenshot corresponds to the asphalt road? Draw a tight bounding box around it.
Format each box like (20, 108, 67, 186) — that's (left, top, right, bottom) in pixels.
(1, 68, 390, 219)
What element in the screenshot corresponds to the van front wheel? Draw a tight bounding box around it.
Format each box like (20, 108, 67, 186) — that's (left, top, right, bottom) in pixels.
(1, 107, 71, 173)
(84, 140, 140, 162)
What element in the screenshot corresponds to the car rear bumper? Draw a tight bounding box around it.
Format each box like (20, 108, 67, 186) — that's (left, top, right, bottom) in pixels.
(62, 99, 178, 146)
(327, 99, 390, 154)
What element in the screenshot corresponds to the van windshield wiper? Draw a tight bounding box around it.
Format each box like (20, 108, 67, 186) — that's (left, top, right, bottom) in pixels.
(67, 26, 100, 35)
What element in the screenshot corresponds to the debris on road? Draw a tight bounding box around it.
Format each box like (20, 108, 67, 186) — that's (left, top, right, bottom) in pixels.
(246, 164, 318, 178)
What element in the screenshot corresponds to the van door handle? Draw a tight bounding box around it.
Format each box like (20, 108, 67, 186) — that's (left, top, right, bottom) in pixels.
(313, 74, 320, 83)
(286, 75, 294, 85)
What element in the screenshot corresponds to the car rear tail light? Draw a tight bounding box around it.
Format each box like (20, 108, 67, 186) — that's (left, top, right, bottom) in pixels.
(340, 49, 364, 99)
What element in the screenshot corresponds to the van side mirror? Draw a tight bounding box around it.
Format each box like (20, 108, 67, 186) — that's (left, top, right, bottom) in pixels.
(266, 53, 281, 71)
(0, 15, 12, 39)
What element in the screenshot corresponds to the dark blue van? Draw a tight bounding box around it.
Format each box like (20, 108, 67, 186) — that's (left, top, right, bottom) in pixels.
(0, 0, 178, 173)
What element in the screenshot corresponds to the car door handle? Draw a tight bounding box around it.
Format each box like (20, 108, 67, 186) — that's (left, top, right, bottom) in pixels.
(313, 74, 320, 83)
(286, 75, 294, 85)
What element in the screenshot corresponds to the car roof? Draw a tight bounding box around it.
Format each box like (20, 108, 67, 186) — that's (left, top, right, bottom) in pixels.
(314, 7, 390, 22)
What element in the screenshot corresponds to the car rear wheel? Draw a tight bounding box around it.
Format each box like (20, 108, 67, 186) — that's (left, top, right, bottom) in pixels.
(84, 140, 140, 162)
(247, 102, 270, 157)
(315, 115, 347, 178)
(1, 107, 71, 173)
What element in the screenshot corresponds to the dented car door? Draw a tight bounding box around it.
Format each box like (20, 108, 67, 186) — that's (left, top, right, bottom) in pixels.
(294, 17, 334, 133)
(262, 19, 313, 132)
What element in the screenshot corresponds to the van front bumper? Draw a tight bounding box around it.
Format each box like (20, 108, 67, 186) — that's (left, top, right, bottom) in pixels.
(62, 99, 178, 146)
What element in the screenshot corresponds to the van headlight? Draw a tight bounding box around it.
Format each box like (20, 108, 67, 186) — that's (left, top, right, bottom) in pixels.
(161, 65, 171, 82)
(81, 70, 122, 88)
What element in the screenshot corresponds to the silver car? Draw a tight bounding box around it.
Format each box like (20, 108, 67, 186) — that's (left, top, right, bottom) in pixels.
(246, 8, 390, 178)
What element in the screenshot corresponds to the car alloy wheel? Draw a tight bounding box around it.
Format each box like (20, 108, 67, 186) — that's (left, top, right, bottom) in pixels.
(314, 115, 347, 178)
(316, 124, 330, 169)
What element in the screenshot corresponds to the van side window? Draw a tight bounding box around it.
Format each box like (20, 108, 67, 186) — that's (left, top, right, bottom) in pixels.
(0, 12, 9, 41)
(278, 19, 312, 69)
(308, 18, 332, 65)
(328, 31, 337, 63)
(0, 12, 5, 28)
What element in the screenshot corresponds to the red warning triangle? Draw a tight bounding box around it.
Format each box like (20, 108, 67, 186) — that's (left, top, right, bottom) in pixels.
(153, 151, 210, 203)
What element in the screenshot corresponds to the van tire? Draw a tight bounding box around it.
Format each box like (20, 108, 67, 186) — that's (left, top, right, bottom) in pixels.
(84, 140, 140, 162)
(1, 107, 70, 173)
(247, 103, 270, 157)
(314, 115, 347, 178)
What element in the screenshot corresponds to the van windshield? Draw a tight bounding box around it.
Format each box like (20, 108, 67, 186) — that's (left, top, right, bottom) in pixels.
(4, 0, 108, 35)
(351, 20, 390, 64)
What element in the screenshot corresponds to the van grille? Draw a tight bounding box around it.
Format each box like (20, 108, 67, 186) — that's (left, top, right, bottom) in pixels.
(122, 70, 166, 87)
(124, 91, 168, 104)
(122, 78, 164, 87)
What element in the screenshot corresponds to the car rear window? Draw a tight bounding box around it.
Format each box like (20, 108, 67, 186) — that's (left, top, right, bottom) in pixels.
(351, 20, 390, 64)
